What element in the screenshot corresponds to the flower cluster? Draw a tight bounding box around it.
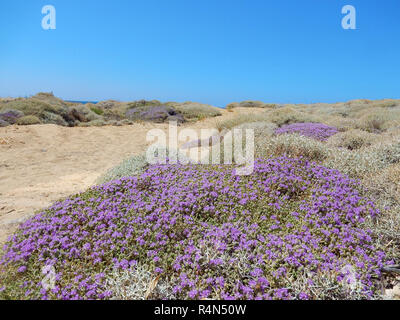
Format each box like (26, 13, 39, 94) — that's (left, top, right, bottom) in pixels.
(275, 123, 338, 141)
(0, 157, 389, 300)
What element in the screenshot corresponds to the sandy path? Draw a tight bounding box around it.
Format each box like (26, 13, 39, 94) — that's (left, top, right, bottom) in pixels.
(0, 108, 265, 246)
(0, 123, 158, 245)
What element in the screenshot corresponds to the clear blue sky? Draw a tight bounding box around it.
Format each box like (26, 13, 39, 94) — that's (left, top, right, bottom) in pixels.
(0, 0, 399, 107)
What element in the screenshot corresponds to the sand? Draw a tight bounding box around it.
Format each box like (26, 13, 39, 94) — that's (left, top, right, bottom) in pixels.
(0, 108, 265, 246)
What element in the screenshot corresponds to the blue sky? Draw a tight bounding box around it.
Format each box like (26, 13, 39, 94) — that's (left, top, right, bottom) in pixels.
(0, 0, 399, 107)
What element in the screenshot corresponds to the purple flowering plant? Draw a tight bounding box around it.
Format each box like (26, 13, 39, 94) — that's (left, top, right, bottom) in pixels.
(0, 156, 390, 300)
(275, 123, 339, 141)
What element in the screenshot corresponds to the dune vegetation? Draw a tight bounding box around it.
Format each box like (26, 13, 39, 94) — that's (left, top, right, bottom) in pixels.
(1, 97, 400, 300)
(0, 93, 222, 127)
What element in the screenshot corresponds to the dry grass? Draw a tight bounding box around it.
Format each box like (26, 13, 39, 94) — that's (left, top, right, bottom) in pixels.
(215, 113, 271, 131)
(226, 100, 277, 109)
(266, 106, 323, 126)
(327, 129, 379, 150)
(256, 133, 329, 162)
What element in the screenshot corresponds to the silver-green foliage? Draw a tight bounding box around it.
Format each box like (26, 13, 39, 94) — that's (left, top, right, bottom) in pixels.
(96, 154, 148, 184)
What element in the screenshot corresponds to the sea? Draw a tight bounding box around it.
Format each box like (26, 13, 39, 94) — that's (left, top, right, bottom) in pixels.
(66, 100, 98, 104)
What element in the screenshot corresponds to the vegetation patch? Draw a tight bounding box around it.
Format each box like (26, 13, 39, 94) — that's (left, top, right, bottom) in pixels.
(0, 157, 390, 300)
(274, 123, 338, 141)
(226, 101, 278, 109)
(16, 115, 41, 125)
(0, 93, 222, 127)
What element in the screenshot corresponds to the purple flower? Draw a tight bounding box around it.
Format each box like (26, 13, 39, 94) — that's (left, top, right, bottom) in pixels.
(0, 156, 387, 300)
(275, 122, 338, 141)
(17, 266, 27, 273)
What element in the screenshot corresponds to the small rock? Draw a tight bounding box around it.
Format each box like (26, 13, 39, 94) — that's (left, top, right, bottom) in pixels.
(385, 285, 400, 299)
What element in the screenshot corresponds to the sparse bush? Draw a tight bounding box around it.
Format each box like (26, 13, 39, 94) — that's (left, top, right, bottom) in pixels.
(69, 105, 101, 122)
(16, 115, 41, 125)
(372, 141, 400, 165)
(357, 109, 400, 132)
(327, 129, 378, 150)
(168, 102, 221, 120)
(1, 98, 68, 120)
(119, 119, 134, 125)
(96, 153, 148, 184)
(268, 107, 322, 126)
(0, 109, 24, 124)
(365, 164, 400, 203)
(102, 105, 129, 121)
(360, 164, 400, 267)
(88, 119, 106, 126)
(324, 148, 384, 180)
(226, 102, 239, 110)
(89, 105, 104, 115)
(369, 99, 399, 109)
(257, 134, 329, 162)
(233, 121, 277, 133)
(95, 100, 122, 110)
(127, 99, 162, 109)
(126, 105, 185, 124)
(215, 113, 271, 132)
(238, 101, 266, 108)
(40, 111, 68, 126)
(32, 92, 68, 107)
(226, 101, 277, 109)
(0, 119, 9, 127)
(323, 117, 359, 132)
(96, 146, 190, 184)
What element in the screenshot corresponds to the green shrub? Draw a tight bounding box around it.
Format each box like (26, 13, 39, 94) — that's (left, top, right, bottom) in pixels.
(102, 105, 129, 121)
(167, 102, 221, 120)
(32, 92, 68, 107)
(127, 99, 162, 108)
(77, 119, 106, 127)
(40, 111, 68, 126)
(1, 98, 68, 118)
(0, 119, 9, 127)
(87, 119, 106, 126)
(70, 105, 101, 122)
(95, 100, 122, 109)
(0, 109, 24, 124)
(16, 115, 41, 125)
(89, 105, 104, 115)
